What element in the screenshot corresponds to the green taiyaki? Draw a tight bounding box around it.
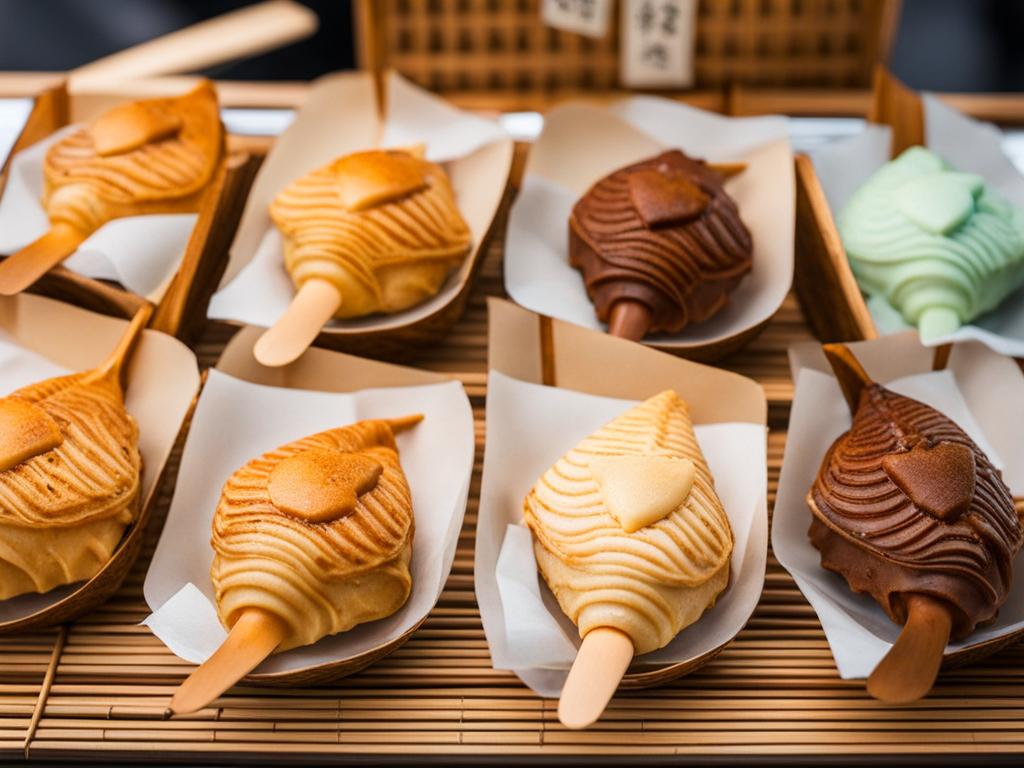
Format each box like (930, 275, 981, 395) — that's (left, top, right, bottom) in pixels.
(838, 146, 1024, 341)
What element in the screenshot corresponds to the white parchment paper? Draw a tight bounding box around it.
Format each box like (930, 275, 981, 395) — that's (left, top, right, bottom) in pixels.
(476, 370, 768, 697)
(207, 71, 510, 332)
(0, 126, 197, 301)
(142, 369, 475, 675)
(809, 95, 1024, 356)
(503, 96, 794, 350)
(772, 334, 1024, 678)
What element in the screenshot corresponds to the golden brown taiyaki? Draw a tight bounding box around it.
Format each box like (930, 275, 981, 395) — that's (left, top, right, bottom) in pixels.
(0, 370, 141, 600)
(42, 80, 224, 236)
(269, 148, 472, 319)
(210, 415, 422, 651)
(523, 390, 733, 655)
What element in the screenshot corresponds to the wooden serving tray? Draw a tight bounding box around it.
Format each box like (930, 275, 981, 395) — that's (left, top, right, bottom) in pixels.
(0, 82, 259, 343)
(2, 82, 1024, 764)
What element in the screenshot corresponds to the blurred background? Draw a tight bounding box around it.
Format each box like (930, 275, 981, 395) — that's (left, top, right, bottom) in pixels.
(0, 0, 1021, 91)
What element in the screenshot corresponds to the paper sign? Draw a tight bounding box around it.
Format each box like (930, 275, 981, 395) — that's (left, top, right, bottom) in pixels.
(620, 0, 697, 88)
(541, 0, 613, 38)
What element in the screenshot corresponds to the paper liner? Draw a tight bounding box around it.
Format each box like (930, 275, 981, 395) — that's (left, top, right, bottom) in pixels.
(475, 299, 768, 697)
(208, 71, 513, 335)
(142, 327, 475, 676)
(772, 332, 1024, 678)
(504, 96, 793, 352)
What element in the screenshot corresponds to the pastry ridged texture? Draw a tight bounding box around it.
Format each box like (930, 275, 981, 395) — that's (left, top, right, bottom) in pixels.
(210, 419, 416, 652)
(42, 80, 223, 234)
(269, 148, 472, 319)
(809, 383, 1022, 637)
(839, 146, 1024, 341)
(569, 150, 753, 335)
(523, 390, 733, 655)
(0, 374, 141, 600)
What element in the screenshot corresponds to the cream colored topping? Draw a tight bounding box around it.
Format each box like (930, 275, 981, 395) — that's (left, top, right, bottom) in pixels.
(588, 454, 695, 533)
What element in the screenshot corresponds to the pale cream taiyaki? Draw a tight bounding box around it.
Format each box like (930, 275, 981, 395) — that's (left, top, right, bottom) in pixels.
(523, 390, 733, 655)
(269, 147, 472, 320)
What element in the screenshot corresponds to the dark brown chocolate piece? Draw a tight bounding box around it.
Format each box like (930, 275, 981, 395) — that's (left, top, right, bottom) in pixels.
(882, 442, 976, 523)
(569, 150, 752, 335)
(808, 383, 1021, 639)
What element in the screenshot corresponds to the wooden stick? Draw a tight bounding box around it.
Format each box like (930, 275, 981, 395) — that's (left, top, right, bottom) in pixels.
(607, 300, 652, 341)
(821, 343, 873, 415)
(0, 223, 87, 296)
(252, 278, 342, 368)
(82, 303, 154, 392)
(867, 594, 952, 704)
(70, 1, 318, 87)
(168, 609, 287, 717)
(557, 627, 634, 730)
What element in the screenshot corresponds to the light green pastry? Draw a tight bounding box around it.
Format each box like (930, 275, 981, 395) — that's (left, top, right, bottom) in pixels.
(838, 146, 1024, 341)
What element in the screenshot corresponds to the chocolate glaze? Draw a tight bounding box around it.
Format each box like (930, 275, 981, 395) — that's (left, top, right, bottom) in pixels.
(569, 150, 753, 335)
(808, 383, 1021, 638)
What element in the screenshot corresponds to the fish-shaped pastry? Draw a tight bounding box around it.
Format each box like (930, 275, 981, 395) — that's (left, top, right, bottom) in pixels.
(839, 147, 1024, 342)
(210, 415, 422, 652)
(569, 150, 753, 337)
(524, 390, 733, 655)
(809, 372, 1021, 639)
(269, 147, 472, 320)
(0, 81, 224, 294)
(0, 312, 148, 600)
(809, 344, 1023, 703)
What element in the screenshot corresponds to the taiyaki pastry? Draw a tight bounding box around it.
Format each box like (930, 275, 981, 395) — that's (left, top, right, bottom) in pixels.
(0, 310, 149, 600)
(523, 390, 733, 656)
(210, 414, 422, 652)
(170, 413, 423, 715)
(0, 81, 224, 295)
(569, 150, 753, 339)
(809, 344, 1023, 702)
(269, 147, 472, 320)
(838, 146, 1024, 342)
(809, 349, 1021, 640)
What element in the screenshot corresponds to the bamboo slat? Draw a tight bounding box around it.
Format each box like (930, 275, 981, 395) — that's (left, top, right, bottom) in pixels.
(10, 223, 1024, 763)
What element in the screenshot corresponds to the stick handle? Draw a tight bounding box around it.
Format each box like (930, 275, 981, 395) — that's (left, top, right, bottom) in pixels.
(557, 627, 634, 730)
(71, 1, 318, 86)
(821, 343, 874, 415)
(0, 223, 87, 296)
(607, 300, 652, 341)
(83, 303, 154, 392)
(867, 594, 952, 704)
(253, 278, 342, 368)
(168, 608, 287, 716)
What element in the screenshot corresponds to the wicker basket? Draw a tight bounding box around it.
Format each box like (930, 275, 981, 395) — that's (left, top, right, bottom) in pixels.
(355, 0, 901, 96)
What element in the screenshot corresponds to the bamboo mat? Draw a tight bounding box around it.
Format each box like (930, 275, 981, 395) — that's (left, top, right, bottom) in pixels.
(5, 183, 1024, 766)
